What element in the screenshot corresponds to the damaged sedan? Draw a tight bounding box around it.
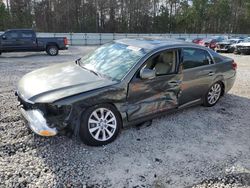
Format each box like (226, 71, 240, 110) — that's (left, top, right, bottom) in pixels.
(16, 38, 237, 146)
(215, 38, 243, 53)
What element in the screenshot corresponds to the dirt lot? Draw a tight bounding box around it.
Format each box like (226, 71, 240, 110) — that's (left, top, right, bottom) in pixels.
(0, 47, 250, 188)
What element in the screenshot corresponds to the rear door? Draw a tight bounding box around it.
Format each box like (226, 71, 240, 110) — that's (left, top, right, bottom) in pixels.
(1, 30, 19, 51)
(179, 48, 216, 105)
(19, 30, 37, 50)
(127, 49, 182, 121)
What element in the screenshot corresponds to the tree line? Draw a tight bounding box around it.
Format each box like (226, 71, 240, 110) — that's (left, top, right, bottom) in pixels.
(1, 0, 250, 34)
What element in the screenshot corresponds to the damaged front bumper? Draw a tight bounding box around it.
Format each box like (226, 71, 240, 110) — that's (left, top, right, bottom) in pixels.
(20, 108, 58, 136)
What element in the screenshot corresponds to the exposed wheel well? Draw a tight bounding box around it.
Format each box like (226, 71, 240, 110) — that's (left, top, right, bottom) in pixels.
(217, 81, 225, 96)
(106, 102, 123, 127)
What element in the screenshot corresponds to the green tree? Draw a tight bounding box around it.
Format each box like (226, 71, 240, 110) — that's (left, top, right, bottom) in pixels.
(0, 0, 10, 30)
(9, 0, 33, 29)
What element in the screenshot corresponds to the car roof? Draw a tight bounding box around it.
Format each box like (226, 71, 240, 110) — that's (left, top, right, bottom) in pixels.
(229, 38, 242, 41)
(115, 38, 200, 51)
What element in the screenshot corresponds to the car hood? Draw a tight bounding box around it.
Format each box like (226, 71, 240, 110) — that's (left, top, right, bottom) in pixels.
(18, 62, 117, 103)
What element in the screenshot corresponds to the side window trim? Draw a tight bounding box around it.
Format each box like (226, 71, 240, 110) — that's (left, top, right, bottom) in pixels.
(206, 50, 215, 64)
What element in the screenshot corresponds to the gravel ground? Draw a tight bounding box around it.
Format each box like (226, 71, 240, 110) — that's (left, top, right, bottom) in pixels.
(0, 47, 250, 188)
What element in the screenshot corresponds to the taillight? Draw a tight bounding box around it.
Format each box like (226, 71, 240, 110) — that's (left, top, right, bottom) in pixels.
(232, 61, 237, 70)
(63, 37, 68, 45)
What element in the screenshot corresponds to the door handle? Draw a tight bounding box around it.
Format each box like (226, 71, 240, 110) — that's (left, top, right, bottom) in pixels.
(208, 72, 215, 76)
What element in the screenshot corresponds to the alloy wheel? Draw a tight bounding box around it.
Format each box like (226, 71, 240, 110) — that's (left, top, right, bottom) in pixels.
(49, 47, 57, 55)
(88, 108, 117, 141)
(207, 83, 222, 105)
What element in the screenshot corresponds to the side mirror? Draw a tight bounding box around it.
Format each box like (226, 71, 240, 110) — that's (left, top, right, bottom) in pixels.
(2, 35, 6, 40)
(140, 68, 156, 80)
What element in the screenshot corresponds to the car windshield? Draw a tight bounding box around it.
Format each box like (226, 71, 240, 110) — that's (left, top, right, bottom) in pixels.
(80, 42, 147, 81)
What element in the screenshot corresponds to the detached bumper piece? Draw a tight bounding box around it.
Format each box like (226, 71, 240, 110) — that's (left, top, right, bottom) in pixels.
(20, 108, 58, 136)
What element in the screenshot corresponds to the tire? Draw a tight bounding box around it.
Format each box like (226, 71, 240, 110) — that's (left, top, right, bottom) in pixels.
(46, 45, 58, 56)
(204, 82, 222, 107)
(79, 104, 122, 146)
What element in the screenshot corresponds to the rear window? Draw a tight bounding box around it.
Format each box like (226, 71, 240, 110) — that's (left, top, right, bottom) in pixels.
(183, 48, 212, 69)
(20, 31, 34, 38)
(208, 49, 223, 63)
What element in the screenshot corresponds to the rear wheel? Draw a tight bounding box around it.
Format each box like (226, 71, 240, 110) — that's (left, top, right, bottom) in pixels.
(79, 104, 122, 146)
(204, 82, 222, 107)
(46, 45, 58, 56)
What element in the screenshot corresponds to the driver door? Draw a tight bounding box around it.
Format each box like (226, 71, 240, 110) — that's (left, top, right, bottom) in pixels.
(127, 49, 182, 121)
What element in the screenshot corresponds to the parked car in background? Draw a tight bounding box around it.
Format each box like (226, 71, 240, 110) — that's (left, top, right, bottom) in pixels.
(185, 38, 193, 43)
(199, 36, 225, 50)
(16, 38, 237, 146)
(215, 39, 243, 53)
(234, 37, 250, 55)
(198, 38, 218, 50)
(0, 29, 68, 56)
(228, 36, 245, 40)
(175, 37, 186, 41)
(192, 38, 203, 44)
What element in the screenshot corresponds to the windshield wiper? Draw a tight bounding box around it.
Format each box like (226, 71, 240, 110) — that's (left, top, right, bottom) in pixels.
(75, 59, 103, 78)
(75, 58, 81, 65)
(88, 69, 100, 77)
(79, 65, 101, 77)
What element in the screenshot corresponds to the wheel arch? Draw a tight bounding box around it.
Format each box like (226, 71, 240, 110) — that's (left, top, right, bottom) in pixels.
(212, 75, 225, 96)
(217, 80, 225, 96)
(46, 42, 59, 49)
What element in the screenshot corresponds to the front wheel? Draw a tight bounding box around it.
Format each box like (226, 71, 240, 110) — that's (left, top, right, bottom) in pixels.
(204, 82, 222, 107)
(79, 104, 122, 146)
(46, 45, 59, 56)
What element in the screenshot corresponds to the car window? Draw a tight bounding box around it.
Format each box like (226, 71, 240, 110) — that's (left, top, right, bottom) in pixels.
(5, 31, 18, 39)
(209, 49, 223, 63)
(144, 50, 177, 76)
(183, 48, 211, 69)
(20, 31, 34, 38)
